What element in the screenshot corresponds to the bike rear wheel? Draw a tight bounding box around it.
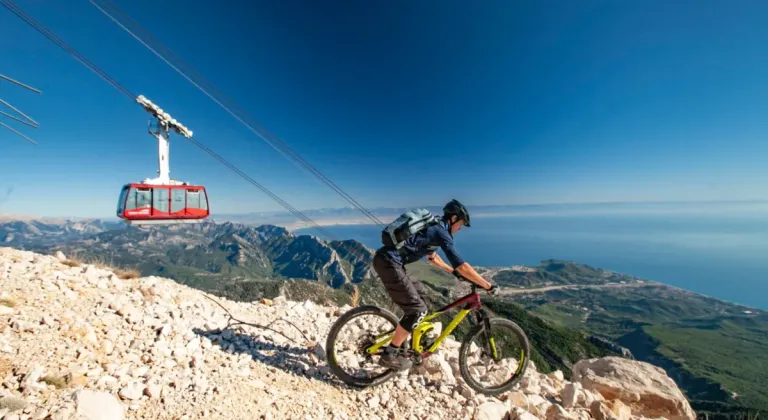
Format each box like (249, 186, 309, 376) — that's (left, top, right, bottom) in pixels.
(325, 305, 401, 388)
(458, 317, 530, 395)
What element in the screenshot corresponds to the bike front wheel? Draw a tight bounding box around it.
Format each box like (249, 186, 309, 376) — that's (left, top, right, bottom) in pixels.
(458, 317, 531, 395)
(325, 305, 401, 388)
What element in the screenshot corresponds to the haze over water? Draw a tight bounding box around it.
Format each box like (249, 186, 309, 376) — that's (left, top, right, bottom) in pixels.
(296, 203, 768, 310)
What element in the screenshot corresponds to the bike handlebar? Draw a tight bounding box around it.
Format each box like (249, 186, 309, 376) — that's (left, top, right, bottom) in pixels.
(452, 270, 498, 295)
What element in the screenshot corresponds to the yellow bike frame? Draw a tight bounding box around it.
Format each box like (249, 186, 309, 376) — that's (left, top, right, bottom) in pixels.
(365, 287, 493, 358)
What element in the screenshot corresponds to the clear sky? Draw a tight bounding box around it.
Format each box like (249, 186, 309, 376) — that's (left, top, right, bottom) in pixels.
(2, 0, 768, 218)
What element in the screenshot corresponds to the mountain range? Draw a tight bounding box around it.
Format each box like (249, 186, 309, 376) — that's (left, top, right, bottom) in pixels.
(4, 220, 375, 290)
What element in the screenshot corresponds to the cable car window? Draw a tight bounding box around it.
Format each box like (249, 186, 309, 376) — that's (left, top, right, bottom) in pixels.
(136, 188, 152, 209)
(152, 187, 169, 213)
(117, 186, 130, 213)
(200, 190, 208, 210)
(171, 188, 186, 213)
(124, 187, 138, 210)
(187, 189, 203, 209)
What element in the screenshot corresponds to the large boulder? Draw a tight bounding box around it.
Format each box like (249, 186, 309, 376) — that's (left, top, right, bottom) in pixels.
(475, 401, 509, 420)
(75, 390, 124, 420)
(572, 357, 695, 420)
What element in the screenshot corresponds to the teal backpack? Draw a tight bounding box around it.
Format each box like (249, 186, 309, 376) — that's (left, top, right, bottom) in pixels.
(381, 208, 440, 249)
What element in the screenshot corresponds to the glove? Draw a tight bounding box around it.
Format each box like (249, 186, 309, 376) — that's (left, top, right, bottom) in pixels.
(486, 283, 499, 295)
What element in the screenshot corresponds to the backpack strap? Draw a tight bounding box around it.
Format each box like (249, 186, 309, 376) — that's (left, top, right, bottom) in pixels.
(381, 208, 440, 250)
(396, 222, 440, 260)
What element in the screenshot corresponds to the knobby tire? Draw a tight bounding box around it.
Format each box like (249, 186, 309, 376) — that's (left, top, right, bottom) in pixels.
(325, 305, 400, 388)
(458, 317, 531, 395)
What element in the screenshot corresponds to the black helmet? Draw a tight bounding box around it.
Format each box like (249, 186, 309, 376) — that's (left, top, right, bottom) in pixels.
(443, 199, 470, 227)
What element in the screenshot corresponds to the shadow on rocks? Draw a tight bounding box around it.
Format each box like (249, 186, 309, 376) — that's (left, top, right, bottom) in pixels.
(193, 327, 351, 389)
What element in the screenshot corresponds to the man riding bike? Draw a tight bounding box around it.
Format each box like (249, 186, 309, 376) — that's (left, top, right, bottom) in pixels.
(372, 199, 496, 370)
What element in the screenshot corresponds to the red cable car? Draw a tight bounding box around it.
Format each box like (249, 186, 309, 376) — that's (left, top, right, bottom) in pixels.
(116, 95, 211, 225)
(116, 183, 209, 224)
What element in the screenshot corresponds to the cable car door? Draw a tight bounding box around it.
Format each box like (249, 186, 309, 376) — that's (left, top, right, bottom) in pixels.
(171, 188, 186, 216)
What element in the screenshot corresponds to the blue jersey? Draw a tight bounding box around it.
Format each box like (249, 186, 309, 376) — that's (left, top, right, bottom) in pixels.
(381, 223, 466, 268)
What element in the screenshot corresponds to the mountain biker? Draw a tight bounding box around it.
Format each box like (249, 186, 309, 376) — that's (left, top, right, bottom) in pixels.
(372, 199, 496, 371)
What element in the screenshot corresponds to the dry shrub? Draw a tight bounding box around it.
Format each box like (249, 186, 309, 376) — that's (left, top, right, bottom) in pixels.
(61, 259, 82, 268)
(351, 285, 360, 307)
(114, 268, 140, 280)
(0, 394, 25, 412)
(39, 375, 67, 389)
(0, 358, 11, 378)
(0, 298, 15, 308)
(84, 254, 110, 269)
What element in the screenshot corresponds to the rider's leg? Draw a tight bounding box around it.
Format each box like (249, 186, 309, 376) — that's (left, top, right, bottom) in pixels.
(390, 324, 410, 347)
(390, 279, 428, 344)
(372, 252, 427, 370)
(378, 306, 426, 371)
(392, 274, 429, 346)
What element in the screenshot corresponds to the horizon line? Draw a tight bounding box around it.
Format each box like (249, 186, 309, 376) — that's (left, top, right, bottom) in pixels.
(3, 198, 768, 221)
(253, 198, 768, 214)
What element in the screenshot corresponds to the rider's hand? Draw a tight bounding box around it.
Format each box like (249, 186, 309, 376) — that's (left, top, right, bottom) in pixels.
(486, 282, 499, 295)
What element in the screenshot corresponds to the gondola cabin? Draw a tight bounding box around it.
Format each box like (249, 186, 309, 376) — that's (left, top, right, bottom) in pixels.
(116, 183, 209, 225)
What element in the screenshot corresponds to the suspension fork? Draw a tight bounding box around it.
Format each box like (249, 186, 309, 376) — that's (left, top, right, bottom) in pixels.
(475, 309, 501, 362)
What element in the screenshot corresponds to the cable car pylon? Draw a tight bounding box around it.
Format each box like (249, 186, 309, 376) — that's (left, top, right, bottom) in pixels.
(2, 0, 333, 238)
(116, 95, 210, 226)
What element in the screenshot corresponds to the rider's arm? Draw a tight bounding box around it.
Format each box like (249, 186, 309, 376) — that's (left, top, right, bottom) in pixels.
(436, 228, 493, 290)
(427, 252, 454, 274)
(456, 262, 493, 290)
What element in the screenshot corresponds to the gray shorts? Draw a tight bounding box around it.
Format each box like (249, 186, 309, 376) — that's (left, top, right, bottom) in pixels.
(372, 251, 428, 332)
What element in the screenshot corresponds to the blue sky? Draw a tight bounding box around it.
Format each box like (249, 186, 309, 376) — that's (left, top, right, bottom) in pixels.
(2, 0, 768, 218)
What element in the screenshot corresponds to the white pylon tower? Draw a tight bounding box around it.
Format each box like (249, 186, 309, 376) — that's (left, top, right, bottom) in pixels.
(135, 95, 193, 185)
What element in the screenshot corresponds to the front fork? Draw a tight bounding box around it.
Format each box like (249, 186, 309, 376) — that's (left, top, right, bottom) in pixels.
(475, 309, 501, 362)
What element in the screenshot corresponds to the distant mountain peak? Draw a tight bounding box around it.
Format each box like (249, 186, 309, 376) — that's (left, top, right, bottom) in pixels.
(2, 218, 374, 288)
(254, 224, 292, 238)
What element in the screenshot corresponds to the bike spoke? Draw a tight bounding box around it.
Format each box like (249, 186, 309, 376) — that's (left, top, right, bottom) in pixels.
(459, 318, 530, 394)
(330, 312, 396, 381)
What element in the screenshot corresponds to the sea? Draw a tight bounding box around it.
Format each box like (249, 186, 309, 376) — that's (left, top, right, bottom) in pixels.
(296, 205, 768, 310)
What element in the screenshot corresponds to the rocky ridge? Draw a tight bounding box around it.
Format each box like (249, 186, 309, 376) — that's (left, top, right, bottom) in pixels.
(0, 247, 695, 420)
(29, 221, 376, 287)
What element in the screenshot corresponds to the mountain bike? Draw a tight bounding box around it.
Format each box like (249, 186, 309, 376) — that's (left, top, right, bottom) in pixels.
(325, 275, 531, 395)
